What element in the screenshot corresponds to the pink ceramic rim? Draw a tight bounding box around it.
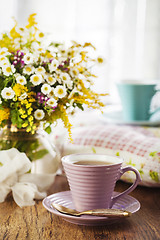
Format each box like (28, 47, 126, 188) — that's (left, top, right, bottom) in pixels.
(62, 153, 124, 168)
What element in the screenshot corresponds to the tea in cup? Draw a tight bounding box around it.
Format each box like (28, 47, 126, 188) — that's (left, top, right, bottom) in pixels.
(62, 154, 141, 212)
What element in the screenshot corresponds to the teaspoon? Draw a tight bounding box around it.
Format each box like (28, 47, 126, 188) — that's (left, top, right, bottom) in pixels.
(51, 203, 132, 218)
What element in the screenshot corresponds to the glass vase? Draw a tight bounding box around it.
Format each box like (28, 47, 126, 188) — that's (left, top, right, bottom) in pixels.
(0, 126, 60, 175)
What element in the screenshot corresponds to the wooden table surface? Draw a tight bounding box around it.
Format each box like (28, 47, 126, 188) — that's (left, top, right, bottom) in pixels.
(0, 175, 159, 240)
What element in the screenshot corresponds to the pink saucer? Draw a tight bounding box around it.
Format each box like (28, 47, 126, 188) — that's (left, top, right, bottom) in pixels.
(42, 191, 140, 226)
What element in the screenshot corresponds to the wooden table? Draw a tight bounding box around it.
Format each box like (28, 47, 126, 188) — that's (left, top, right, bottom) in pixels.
(0, 175, 159, 240)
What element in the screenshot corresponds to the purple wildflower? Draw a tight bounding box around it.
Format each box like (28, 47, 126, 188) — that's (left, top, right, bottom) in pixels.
(58, 58, 70, 72)
(36, 92, 45, 104)
(36, 92, 49, 105)
(51, 106, 57, 111)
(36, 92, 57, 111)
(49, 58, 53, 63)
(12, 50, 25, 68)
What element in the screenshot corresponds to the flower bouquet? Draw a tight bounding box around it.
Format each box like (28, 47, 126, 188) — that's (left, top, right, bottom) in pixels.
(0, 13, 107, 206)
(0, 13, 106, 163)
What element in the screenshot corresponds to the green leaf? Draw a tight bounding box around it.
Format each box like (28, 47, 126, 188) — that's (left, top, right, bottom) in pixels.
(76, 103, 84, 111)
(45, 125, 52, 134)
(10, 109, 23, 128)
(29, 149, 49, 161)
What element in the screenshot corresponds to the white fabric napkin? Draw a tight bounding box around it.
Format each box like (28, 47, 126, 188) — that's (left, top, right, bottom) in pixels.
(0, 148, 57, 207)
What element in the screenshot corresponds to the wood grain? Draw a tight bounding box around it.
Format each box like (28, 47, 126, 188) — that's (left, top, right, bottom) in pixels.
(0, 176, 159, 240)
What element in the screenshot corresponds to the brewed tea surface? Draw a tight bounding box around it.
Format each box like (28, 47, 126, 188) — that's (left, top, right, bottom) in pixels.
(74, 160, 112, 165)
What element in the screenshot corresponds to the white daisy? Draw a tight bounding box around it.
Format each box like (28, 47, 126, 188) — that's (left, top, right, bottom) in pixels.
(15, 26, 25, 35)
(32, 53, 39, 62)
(30, 74, 43, 86)
(19, 92, 28, 100)
(29, 26, 36, 37)
(31, 41, 40, 50)
(47, 98, 57, 107)
(66, 80, 73, 89)
(23, 65, 35, 75)
(58, 45, 67, 56)
(35, 30, 45, 42)
(13, 39, 21, 49)
(14, 73, 21, 78)
(1, 87, 15, 99)
(67, 47, 79, 58)
(15, 27, 28, 41)
(54, 85, 67, 98)
(46, 74, 56, 85)
(0, 47, 9, 56)
(35, 66, 46, 76)
(2, 64, 15, 76)
(55, 70, 62, 84)
(0, 56, 9, 65)
(60, 72, 73, 89)
(41, 83, 51, 95)
(68, 87, 78, 99)
(16, 75, 27, 85)
(49, 59, 59, 72)
(70, 68, 79, 78)
(0, 97, 2, 104)
(61, 72, 71, 83)
(34, 109, 45, 120)
(48, 87, 55, 98)
(23, 53, 34, 64)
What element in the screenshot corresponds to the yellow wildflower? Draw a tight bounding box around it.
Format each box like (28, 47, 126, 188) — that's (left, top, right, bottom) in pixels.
(21, 114, 28, 119)
(19, 109, 25, 115)
(28, 116, 33, 122)
(26, 126, 31, 132)
(28, 92, 36, 102)
(10, 18, 21, 39)
(41, 53, 45, 57)
(0, 108, 10, 124)
(97, 57, 104, 64)
(30, 121, 34, 126)
(0, 34, 13, 51)
(20, 99, 28, 105)
(80, 51, 87, 61)
(26, 103, 32, 109)
(26, 13, 37, 29)
(13, 84, 28, 97)
(28, 98, 36, 103)
(77, 66, 85, 73)
(46, 51, 53, 59)
(59, 104, 72, 142)
(83, 42, 96, 50)
(22, 122, 28, 128)
(27, 108, 33, 115)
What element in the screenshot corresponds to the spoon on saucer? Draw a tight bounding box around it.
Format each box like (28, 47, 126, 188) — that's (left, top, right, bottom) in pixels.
(51, 203, 132, 218)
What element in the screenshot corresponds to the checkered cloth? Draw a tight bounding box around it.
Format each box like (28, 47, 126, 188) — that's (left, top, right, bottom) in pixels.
(55, 124, 160, 187)
(72, 125, 157, 157)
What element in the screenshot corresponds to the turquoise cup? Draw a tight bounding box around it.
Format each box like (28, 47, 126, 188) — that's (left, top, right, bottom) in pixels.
(116, 80, 159, 121)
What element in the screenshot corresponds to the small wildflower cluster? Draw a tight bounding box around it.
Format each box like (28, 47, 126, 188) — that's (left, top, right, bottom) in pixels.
(0, 14, 106, 138)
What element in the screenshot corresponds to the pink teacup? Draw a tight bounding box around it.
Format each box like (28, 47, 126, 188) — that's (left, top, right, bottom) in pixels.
(62, 154, 141, 212)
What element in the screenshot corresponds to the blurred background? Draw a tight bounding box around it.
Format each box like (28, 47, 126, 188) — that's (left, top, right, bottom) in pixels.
(0, 0, 160, 103)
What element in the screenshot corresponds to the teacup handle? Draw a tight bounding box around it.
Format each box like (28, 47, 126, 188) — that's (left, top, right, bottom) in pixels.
(110, 166, 141, 208)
